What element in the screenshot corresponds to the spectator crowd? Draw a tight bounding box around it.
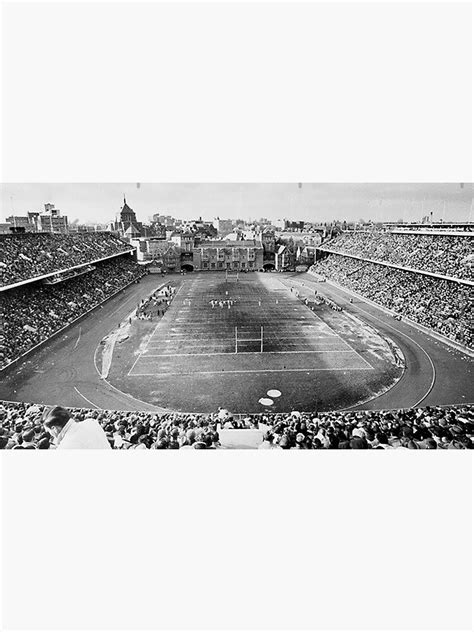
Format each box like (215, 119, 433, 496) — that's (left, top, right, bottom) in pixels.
(321, 231, 473, 282)
(1, 258, 146, 369)
(1, 232, 132, 287)
(0, 400, 472, 449)
(311, 255, 473, 349)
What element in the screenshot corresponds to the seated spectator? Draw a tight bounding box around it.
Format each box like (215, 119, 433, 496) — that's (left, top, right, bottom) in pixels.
(1, 401, 472, 450)
(319, 230, 473, 282)
(1, 256, 146, 369)
(310, 254, 472, 349)
(1, 232, 133, 288)
(42, 405, 112, 449)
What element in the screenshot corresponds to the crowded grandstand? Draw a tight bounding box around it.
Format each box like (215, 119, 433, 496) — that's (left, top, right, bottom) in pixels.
(1, 233, 145, 370)
(1, 401, 472, 450)
(311, 229, 473, 350)
(1, 226, 473, 449)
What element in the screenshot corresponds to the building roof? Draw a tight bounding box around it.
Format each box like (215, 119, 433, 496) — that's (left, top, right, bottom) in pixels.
(124, 224, 140, 236)
(120, 197, 135, 217)
(198, 239, 261, 248)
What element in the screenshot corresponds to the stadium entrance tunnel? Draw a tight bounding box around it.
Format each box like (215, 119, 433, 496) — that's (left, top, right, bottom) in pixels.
(181, 264, 194, 272)
(263, 263, 275, 271)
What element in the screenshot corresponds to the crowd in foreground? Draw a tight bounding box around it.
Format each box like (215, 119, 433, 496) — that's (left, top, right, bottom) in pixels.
(322, 231, 473, 281)
(1, 232, 132, 287)
(310, 255, 473, 349)
(1, 401, 472, 449)
(1, 257, 146, 369)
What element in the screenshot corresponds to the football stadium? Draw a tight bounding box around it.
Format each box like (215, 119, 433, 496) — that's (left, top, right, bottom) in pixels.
(1, 195, 473, 449)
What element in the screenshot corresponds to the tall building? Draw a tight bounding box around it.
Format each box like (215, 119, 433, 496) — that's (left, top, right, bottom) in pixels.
(39, 203, 68, 233)
(111, 197, 143, 238)
(5, 215, 37, 232)
(213, 217, 234, 236)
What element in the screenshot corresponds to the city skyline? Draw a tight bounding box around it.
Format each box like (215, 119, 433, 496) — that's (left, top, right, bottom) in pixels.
(1, 183, 472, 226)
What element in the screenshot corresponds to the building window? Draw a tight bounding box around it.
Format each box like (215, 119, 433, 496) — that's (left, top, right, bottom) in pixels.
(218, 261, 223, 268)
(248, 261, 253, 268)
(233, 261, 239, 268)
(211, 262, 216, 269)
(203, 261, 209, 268)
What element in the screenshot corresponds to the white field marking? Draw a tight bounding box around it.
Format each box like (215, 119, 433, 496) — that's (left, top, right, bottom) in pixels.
(126, 319, 164, 376)
(73, 386, 100, 408)
(163, 325, 338, 332)
(126, 282, 185, 377)
(92, 343, 163, 411)
(162, 331, 338, 338)
(146, 342, 346, 349)
(130, 366, 374, 376)
(304, 305, 374, 369)
(73, 327, 82, 349)
(135, 350, 370, 358)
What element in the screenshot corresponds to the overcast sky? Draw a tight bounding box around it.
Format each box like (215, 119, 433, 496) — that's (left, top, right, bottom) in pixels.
(1, 183, 472, 225)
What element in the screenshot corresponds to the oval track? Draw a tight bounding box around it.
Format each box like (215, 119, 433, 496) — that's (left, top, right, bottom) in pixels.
(1, 272, 472, 411)
(293, 272, 473, 410)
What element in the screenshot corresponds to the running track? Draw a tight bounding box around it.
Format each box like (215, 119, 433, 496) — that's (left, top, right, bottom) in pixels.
(0, 272, 472, 412)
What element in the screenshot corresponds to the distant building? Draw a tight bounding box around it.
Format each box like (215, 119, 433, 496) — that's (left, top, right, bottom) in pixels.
(171, 231, 194, 252)
(192, 239, 264, 272)
(111, 197, 143, 238)
(0, 223, 13, 234)
(213, 217, 234, 236)
(274, 218, 287, 230)
(6, 204, 68, 233)
(261, 228, 276, 254)
(5, 215, 36, 232)
(275, 243, 297, 271)
(38, 203, 68, 233)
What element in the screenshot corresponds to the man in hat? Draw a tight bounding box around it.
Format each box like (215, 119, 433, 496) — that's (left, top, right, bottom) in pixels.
(43, 406, 111, 449)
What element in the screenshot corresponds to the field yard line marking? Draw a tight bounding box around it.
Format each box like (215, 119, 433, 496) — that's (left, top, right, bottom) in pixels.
(73, 327, 82, 349)
(73, 386, 100, 408)
(92, 344, 163, 410)
(138, 350, 365, 357)
(162, 332, 339, 338)
(306, 307, 374, 369)
(130, 367, 374, 376)
(127, 350, 145, 376)
(147, 344, 347, 350)
(128, 282, 185, 375)
(127, 319, 163, 376)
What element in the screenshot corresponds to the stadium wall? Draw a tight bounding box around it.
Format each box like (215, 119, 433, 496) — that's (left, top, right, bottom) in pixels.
(0, 273, 146, 375)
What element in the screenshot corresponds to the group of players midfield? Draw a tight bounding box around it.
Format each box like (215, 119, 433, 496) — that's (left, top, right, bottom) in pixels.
(210, 298, 235, 309)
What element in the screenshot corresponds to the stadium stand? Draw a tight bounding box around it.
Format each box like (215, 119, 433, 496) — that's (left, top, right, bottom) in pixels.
(311, 256, 473, 349)
(320, 231, 473, 281)
(1, 232, 132, 288)
(310, 230, 473, 350)
(1, 257, 146, 370)
(0, 401, 472, 449)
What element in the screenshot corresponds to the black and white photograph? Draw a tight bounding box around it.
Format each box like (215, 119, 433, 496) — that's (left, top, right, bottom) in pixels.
(1, 183, 473, 450)
(1, 1, 472, 631)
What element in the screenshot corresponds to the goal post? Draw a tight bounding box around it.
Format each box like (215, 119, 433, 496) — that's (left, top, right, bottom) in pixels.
(233, 326, 263, 353)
